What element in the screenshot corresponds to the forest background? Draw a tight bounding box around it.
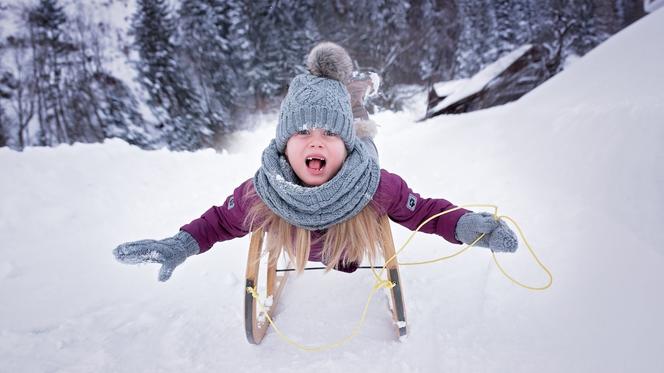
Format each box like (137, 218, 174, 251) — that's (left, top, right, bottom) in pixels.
(0, 0, 645, 151)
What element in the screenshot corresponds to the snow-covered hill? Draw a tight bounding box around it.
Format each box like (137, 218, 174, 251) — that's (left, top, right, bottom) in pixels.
(1, 8, 663, 373)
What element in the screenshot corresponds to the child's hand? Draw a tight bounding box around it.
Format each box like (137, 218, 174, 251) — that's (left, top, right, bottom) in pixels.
(113, 231, 200, 281)
(346, 79, 373, 120)
(455, 212, 518, 252)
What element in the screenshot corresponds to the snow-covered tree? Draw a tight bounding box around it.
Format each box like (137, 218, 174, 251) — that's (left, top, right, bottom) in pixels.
(409, 0, 459, 83)
(179, 0, 233, 128)
(27, 0, 72, 146)
(246, 0, 319, 109)
(132, 0, 212, 151)
(225, 0, 257, 113)
(454, 0, 495, 78)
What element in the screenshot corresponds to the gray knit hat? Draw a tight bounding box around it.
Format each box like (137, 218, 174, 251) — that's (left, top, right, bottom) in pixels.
(254, 42, 381, 230)
(275, 42, 355, 152)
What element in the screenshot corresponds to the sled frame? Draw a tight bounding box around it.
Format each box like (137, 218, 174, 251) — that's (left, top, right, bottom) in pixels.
(243, 215, 407, 344)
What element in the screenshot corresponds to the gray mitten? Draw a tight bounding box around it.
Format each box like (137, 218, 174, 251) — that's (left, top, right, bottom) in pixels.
(455, 212, 518, 252)
(346, 78, 373, 120)
(113, 230, 200, 281)
(347, 77, 379, 162)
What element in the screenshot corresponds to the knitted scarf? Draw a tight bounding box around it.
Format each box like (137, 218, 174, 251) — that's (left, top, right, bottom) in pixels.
(253, 139, 381, 231)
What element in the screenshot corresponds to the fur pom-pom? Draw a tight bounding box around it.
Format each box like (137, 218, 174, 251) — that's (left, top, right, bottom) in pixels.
(306, 42, 353, 83)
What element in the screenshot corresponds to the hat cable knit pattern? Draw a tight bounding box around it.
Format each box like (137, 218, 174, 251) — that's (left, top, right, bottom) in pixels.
(275, 74, 355, 152)
(254, 42, 381, 230)
(275, 42, 355, 152)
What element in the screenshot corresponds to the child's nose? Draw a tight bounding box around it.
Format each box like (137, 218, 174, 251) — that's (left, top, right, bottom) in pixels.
(307, 130, 325, 147)
(308, 139, 323, 148)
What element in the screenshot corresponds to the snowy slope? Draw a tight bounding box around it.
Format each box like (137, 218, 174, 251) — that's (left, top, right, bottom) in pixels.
(1, 8, 664, 373)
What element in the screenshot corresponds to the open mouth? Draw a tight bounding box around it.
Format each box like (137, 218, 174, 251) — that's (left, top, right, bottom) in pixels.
(305, 156, 326, 172)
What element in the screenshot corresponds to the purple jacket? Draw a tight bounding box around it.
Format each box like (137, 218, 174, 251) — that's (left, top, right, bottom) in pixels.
(180, 169, 468, 272)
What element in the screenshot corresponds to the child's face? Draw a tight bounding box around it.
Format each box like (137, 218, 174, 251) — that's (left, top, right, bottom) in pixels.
(285, 128, 348, 186)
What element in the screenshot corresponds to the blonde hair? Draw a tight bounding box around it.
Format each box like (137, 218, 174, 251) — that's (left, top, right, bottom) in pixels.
(244, 186, 385, 273)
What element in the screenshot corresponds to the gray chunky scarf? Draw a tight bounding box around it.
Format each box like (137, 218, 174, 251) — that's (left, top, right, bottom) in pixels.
(253, 139, 381, 231)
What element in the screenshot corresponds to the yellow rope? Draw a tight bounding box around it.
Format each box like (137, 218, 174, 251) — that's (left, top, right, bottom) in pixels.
(248, 204, 552, 351)
(489, 214, 553, 291)
(391, 204, 553, 290)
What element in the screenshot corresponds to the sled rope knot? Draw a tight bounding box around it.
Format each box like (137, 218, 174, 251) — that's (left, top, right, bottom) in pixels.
(372, 278, 395, 290)
(246, 286, 259, 299)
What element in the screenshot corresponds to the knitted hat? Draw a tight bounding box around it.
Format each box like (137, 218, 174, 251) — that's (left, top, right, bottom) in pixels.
(275, 42, 355, 153)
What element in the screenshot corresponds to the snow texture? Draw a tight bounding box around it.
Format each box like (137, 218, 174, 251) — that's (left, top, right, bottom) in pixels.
(1, 8, 664, 373)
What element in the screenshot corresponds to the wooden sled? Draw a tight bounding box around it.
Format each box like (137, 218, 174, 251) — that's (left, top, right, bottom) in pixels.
(244, 215, 407, 344)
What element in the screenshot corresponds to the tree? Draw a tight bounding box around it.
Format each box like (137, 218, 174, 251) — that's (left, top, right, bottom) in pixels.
(5, 35, 35, 149)
(225, 0, 258, 114)
(408, 0, 459, 83)
(179, 0, 242, 131)
(27, 0, 72, 146)
(0, 70, 10, 147)
(247, 0, 319, 109)
(454, 0, 494, 78)
(132, 0, 212, 150)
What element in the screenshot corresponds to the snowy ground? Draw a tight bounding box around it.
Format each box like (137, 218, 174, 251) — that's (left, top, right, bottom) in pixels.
(1, 9, 663, 373)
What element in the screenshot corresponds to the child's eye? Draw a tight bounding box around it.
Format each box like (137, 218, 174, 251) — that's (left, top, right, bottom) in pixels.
(324, 130, 338, 137)
(296, 129, 310, 135)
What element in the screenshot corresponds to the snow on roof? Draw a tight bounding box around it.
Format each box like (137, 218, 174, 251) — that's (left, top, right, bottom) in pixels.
(432, 79, 470, 98)
(430, 44, 533, 114)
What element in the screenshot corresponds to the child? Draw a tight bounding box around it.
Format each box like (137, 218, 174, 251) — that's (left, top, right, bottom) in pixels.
(114, 42, 517, 282)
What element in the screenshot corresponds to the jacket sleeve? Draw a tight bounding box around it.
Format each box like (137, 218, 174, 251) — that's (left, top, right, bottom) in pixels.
(179, 178, 256, 253)
(376, 169, 469, 244)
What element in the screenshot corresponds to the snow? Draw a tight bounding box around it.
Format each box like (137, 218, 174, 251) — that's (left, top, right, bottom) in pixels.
(644, 0, 664, 12)
(432, 78, 470, 98)
(430, 44, 533, 113)
(1, 9, 664, 373)
(367, 72, 382, 97)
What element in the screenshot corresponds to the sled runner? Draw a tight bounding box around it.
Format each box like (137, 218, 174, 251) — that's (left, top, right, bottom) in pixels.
(378, 215, 408, 338)
(244, 215, 407, 344)
(244, 226, 290, 344)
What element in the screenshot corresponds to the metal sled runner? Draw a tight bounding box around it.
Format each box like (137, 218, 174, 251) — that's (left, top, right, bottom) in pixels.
(244, 215, 407, 345)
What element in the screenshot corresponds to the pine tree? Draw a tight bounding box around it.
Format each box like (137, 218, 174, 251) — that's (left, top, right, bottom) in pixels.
(350, 0, 411, 77)
(225, 0, 257, 113)
(132, 0, 212, 150)
(27, 0, 71, 146)
(454, 0, 486, 77)
(247, 0, 319, 109)
(93, 71, 153, 148)
(493, 0, 518, 56)
(179, 0, 231, 128)
(572, 0, 610, 56)
(409, 0, 459, 83)
(0, 106, 7, 148)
